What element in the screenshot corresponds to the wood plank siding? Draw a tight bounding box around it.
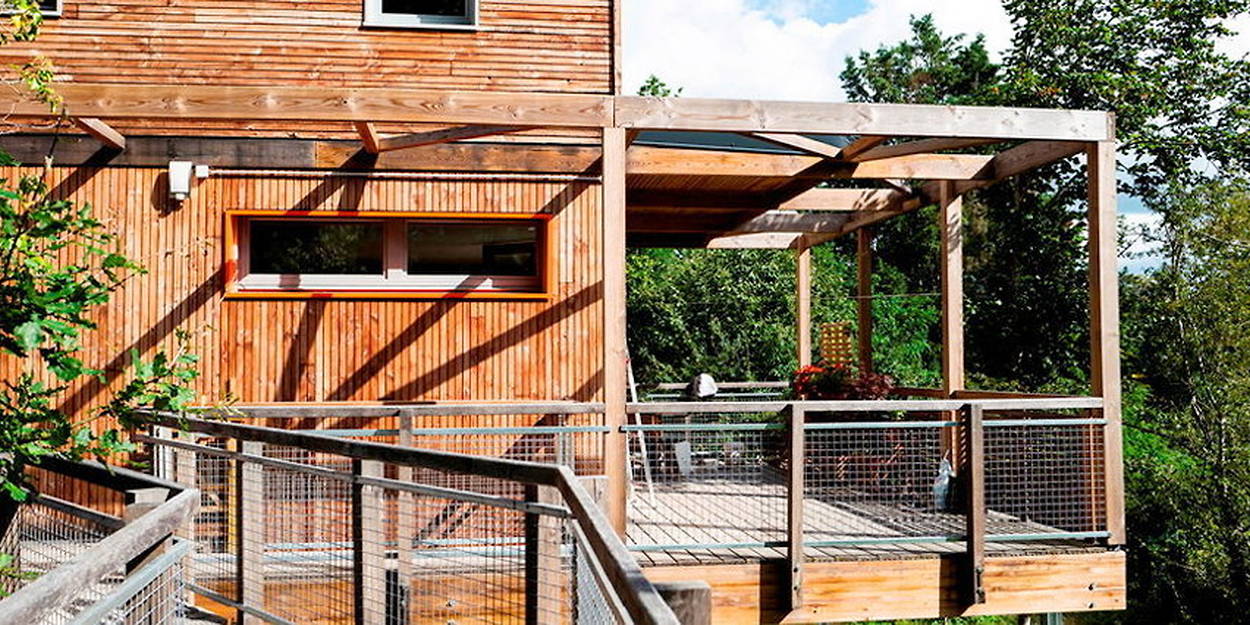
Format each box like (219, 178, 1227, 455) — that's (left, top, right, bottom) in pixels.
(0, 166, 605, 426)
(3, 1, 613, 94)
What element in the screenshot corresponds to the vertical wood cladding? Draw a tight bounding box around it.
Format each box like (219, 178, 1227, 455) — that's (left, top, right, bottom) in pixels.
(0, 166, 604, 428)
(2, 0, 612, 93)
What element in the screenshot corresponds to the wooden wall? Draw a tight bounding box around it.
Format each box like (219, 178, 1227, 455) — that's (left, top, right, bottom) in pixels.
(0, 166, 604, 428)
(2, 0, 613, 94)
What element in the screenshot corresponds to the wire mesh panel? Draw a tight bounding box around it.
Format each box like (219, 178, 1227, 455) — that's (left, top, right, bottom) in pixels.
(14, 503, 120, 625)
(625, 415, 788, 554)
(984, 417, 1108, 537)
(57, 541, 193, 625)
(804, 421, 961, 546)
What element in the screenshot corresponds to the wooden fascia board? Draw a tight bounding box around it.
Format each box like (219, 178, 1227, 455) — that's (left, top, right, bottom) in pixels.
(72, 117, 125, 150)
(616, 96, 1114, 142)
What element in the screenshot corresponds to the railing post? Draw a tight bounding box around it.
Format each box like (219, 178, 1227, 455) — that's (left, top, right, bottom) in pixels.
(124, 487, 171, 574)
(353, 459, 386, 625)
(237, 441, 265, 624)
(962, 403, 986, 605)
(394, 412, 414, 625)
(524, 484, 561, 625)
(785, 404, 805, 612)
(654, 581, 712, 625)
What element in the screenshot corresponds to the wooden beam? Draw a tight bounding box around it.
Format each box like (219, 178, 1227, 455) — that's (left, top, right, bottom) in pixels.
(749, 132, 843, 159)
(629, 147, 994, 180)
(856, 228, 873, 373)
(72, 117, 125, 150)
(839, 135, 889, 160)
(1088, 140, 1125, 545)
(953, 140, 1088, 194)
(853, 137, 1001, 162)
(602, 127, 629, 536)
(781, 188, 909, 212)
(796, 243, 812, 367)
(628, 210, 857, 235)
(785, 405, 806, 612)
(732, 211, 854, 235)
(353, 122, 382, 154)
(616, 96, 1115, 141)
(963, 403, 986, 606)
(706, 233, 803, 249)
(22, 84, 614, 127)
(374, 125, 532, 152)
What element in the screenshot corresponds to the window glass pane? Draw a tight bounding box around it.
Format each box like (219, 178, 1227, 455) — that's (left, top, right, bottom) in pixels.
(250, 221, 383, 275)
(39, 1, 57, 11)
(407, 222, 537, 276)
(381, 0, 467, 17)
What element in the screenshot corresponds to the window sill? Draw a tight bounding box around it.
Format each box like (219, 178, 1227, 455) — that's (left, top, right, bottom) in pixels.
(361, 18, 479, 31)
(225, 289, 552, 302)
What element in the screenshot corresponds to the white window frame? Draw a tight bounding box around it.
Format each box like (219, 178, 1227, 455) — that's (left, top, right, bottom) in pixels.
(233, 216, 545, 295)
(362, 0, 478, 29)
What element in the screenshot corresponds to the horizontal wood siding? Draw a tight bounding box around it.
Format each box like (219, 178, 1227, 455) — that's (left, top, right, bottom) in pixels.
(2, 0, 612, 93)
(0, 166, 604, 433)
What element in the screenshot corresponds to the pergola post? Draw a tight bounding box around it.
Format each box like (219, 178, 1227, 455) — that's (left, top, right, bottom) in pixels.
(939, 182, 965, 470)
(602, 127, 629, 535)
(796, 236, 812, 367)
(856, 228, 874, 373)
(939, 181, 965, 396)
(1087, 140, 1125, 545)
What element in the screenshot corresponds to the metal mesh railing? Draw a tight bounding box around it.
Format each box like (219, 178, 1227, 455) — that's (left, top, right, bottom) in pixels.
(804, 420, 958, 546)
(984, 416, 1108, 538)
(625, 415, 788, 552)
(623, 400, 1112, 561)
(143, 416, 661, 625)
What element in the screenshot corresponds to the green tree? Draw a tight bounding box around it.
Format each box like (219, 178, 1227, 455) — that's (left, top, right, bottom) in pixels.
(1119, 180, 1250, 622)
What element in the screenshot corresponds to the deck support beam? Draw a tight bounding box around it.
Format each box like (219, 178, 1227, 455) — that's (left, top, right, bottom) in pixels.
(1087, 141, 1125, 545)
(602, 127, 629, 535)
(795, 236, 812, 367)
(856, 228, 873, 373)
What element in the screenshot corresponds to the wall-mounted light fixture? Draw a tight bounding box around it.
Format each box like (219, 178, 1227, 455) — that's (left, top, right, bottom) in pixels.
(168, 160, 194, 202)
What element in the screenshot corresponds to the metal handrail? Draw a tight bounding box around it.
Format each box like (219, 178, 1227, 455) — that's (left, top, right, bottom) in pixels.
(0, 460, 199, 624)
(145, 411, 681, 625)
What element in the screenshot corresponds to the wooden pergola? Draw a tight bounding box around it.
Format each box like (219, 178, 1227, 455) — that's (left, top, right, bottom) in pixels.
(8, 83, 1122, 547)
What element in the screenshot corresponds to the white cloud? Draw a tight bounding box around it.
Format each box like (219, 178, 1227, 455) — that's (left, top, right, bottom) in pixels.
(623, 0, 1012, 100)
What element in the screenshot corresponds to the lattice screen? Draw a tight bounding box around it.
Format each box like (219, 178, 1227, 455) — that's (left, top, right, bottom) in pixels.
(819, 321, 855, 366)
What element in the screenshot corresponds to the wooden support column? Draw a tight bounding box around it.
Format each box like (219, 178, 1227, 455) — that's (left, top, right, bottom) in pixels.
(856, 228, 874, 373)
(524, 485, 562, 625)
(796, 237, 813, 367)
(939, 182, 965, 466)
(353, 459, 386, 625)
(963, 403, 986, 605)
(939, 181, 965, 395)
(785, 404, 806, 612)
(236, 441, 264, 625)
(1087, 140, 1125, 545)
(602, 127, 629, 535)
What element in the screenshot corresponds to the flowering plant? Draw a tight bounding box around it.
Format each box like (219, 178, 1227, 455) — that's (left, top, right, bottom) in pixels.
(791, 361, 895, 400)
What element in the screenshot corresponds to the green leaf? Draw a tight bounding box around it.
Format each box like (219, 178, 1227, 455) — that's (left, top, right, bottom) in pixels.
(13, 320, 42, 352)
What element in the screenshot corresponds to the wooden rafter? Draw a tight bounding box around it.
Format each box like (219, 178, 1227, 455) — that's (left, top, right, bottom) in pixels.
(354, 122, 382, 154)
(72, 117, 125, 150)
(373, 125, 533, 153)
(838, 135, 889, 160)
(749, 133, 843, 159)
(852, 137, 1001, 162)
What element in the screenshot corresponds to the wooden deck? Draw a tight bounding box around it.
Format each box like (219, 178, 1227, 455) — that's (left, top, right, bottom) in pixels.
(627, 478, 1103, 567)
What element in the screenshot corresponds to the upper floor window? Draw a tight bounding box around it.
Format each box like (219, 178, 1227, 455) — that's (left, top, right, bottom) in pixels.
(3, 1, 60, 17)
(225, 211, 552, 300)
(363, 0, 476, 28)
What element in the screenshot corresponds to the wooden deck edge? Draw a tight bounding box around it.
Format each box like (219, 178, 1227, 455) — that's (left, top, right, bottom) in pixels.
(642, 551, 1126, 625)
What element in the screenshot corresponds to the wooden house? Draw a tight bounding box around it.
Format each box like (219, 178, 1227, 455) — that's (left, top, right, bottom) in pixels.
(0, 1, 1125, 623)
